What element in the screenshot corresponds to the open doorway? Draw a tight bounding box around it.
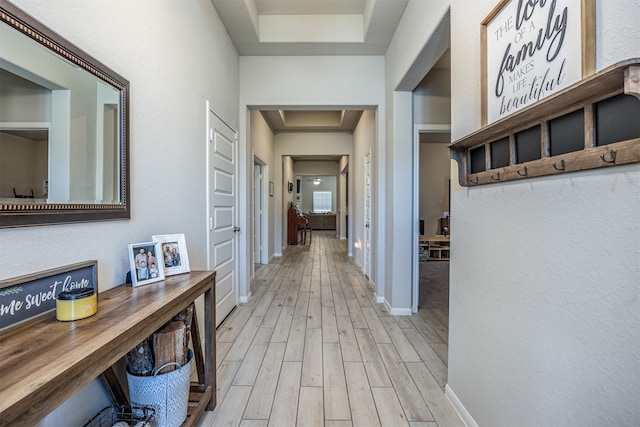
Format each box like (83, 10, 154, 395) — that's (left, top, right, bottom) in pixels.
(253, 155, 268, 277)
(412, 125, 451, 312)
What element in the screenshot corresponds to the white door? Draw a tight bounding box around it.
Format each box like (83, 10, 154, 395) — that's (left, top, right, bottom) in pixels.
(364, 149, 371, 277)
(207, 105, 238, 327)
(253, 162, 262, 267)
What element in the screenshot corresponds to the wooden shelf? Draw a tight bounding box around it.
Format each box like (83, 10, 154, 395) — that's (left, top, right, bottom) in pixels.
(0, 271, 217, 427)
(419, 235, 450, 261)
(450, 58, 640, 187)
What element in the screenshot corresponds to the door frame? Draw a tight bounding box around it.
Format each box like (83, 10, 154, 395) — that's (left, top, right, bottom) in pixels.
(412, 124, 451, 313)
(363, 149, 372, 278)
(253, 153, 269, 268)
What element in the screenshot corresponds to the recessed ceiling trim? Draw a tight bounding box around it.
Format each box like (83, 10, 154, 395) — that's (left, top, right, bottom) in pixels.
(259, 15, 364, 43)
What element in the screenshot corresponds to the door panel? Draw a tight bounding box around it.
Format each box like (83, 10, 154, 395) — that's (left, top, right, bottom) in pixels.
(208, 108, 238, 327)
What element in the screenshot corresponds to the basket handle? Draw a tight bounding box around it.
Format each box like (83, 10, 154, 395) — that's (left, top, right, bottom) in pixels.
(154, 362, 182, 376)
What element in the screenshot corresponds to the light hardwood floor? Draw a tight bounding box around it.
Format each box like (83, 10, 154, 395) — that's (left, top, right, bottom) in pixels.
(196, 231, 464, 427)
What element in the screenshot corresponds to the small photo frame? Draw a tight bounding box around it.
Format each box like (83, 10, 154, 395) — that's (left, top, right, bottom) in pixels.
(128, 242, 165, 287)
(152, 233, 191, 276)
(288, 181, 293, 193)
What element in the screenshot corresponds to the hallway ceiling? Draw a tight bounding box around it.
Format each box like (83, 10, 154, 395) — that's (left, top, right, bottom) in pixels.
(209, 0, 410, 56)
(260, 109, 364, 133)
(210, 0, 448, 138)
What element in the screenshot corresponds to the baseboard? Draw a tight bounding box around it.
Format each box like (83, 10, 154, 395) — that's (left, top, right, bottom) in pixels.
(274, 252, 283, 257)
(239, 291, 251, 304)
(445, 384, 478, 427)
(378, 297, 412, 315)
(389, 304, 412, 315)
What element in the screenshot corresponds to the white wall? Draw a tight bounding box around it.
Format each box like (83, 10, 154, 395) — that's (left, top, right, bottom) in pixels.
(0, 1, 239, 425)
(250, 110, 275, 264)
(447, 1, 640, 426)
(351, 110, 376, 273)
(384, 0, 451, 313)
(413, 68, 451, 125)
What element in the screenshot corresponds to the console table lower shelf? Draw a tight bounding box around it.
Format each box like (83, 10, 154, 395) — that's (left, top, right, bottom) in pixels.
(0, 270, 217, 427)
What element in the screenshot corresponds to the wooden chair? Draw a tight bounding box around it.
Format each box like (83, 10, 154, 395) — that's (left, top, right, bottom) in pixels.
(298, 217, 311, 244)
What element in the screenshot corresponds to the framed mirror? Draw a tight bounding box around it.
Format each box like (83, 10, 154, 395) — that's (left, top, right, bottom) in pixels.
(0, 0, 129, 227)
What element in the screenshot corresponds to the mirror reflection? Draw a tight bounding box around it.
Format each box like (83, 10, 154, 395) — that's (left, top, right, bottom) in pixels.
(0, 23, 121, 205)
(0, 0, 129, 227)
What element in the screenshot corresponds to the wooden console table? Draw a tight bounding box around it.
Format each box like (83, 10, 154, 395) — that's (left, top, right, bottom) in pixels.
(0, 270, 216, 427)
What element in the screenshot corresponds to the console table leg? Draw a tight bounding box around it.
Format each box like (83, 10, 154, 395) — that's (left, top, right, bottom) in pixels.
(205, 280, 216, 410)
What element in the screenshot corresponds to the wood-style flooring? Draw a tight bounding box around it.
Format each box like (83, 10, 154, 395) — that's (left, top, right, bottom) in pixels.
(196, 231, 463, 427)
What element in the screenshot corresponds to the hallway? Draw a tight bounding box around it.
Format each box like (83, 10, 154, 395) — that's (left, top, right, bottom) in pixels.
(197, 231, 463, 427)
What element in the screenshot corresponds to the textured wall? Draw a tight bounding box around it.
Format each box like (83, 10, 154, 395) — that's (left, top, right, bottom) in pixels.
(1, 1, 239, 425)
(448, 1, 640, 425)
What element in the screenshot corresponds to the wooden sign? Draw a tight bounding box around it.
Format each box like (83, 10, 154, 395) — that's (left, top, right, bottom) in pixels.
(0, 261, 97, 333)
(481, 0, 595, 124)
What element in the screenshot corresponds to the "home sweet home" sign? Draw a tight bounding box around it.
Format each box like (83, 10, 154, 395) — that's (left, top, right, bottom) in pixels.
(0, 261, 97, 333)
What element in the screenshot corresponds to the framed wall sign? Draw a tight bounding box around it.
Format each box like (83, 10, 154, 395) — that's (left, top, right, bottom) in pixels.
(481, 0, 595, 125)
(0, 260, 97, 334)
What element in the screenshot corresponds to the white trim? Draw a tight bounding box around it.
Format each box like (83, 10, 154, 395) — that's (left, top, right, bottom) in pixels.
(274, 252, 283, 257)
(381, 297, 411, 315)
(239, 294, 250, 304)
(412, 124, 451, 313)
(388, 305, 412, 316)
(363, 149, 372, 279)
(445, 384, 477, 427)
(253, 152, 269, 265)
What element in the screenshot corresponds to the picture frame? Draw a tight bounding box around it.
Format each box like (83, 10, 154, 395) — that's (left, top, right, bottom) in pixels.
(128, 242, 165, 287)
(288, 181, 293, 193)
(480, 0, 595, 125)
(152, 233, 191, 276)
(269, 181, 274, 197)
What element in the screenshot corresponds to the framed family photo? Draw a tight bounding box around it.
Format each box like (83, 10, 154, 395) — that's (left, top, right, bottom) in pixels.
(128, 242, 165, 287)
(152, 233, 191, 276)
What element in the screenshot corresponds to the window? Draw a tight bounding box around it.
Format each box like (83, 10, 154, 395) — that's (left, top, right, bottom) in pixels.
(313, 191, 332, 213)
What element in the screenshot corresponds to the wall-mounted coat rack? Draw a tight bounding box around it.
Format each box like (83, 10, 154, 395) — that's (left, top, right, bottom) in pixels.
(450, 58, 640, 187)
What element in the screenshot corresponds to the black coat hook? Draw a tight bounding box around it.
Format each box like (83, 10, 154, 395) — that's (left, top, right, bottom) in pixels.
(517, 166, 528, 177)
(600, 149, 617, 164)
(553, 159, 566, 171)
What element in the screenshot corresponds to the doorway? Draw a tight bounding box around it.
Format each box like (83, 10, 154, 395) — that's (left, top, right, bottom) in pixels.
(253, 155, 268, 276)
(412, 124, 451, 313)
